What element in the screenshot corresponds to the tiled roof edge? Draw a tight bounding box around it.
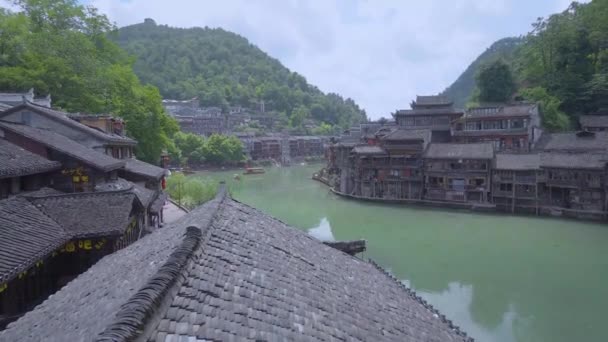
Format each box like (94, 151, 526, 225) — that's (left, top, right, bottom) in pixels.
(95, 226, 202, 342)
(368, 259, 474, 342)
(94, 185, 227, 342)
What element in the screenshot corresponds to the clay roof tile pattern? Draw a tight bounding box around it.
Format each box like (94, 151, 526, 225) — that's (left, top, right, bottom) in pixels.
(124, 158, 166, 180)
(1, 188, 472, 342)
(0, 139, 61, 179)
(29, 192, 135, 238)
(0, 197, 69, 283)
(0, 102, 136, 145)
(0, 121, 124, 172)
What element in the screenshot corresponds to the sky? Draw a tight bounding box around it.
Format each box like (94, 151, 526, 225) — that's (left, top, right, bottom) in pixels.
(17, 0, 586, 118)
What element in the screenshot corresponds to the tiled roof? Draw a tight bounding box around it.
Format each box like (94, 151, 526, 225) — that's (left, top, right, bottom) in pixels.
(0, 102, 136, 145)
(415, 95, 453, 106)
(124, 158, 166, 180)
(352, 145, 387, 155)
(579, 115, 608, 128)
(2, 188, 472, 342)
(535, 131, 608, 153)
(29, 192, 135, 238)
(395, 107, 463, 116)
(0, 139, 61, 179)
(540, 152, 608, 170)
(0, 102, 11, 111)
(381, 128, 432, 143)
(494, 153, 541, 170)
(424, 143, 494, 160)
(463, 103, 537, 119)
(0, 121, 124, 172)
(0, 197, 69, 284)
(131, 183, 156, 209)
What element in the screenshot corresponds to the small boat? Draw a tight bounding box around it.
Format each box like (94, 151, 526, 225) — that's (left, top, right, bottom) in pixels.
(243, 167, 265, 175)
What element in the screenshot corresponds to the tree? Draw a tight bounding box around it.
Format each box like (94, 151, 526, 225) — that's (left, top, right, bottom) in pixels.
(521, 87, 570, 131)
(475, 60, 516, 103)
(0, 0, 178, 163)
(289, 105, 309, 129)
(111, 20, 368, 128)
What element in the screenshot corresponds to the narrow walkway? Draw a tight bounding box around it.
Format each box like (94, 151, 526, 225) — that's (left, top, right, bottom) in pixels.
(163, 200, 188, 223)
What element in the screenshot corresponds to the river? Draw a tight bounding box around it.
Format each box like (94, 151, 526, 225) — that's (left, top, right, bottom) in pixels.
(192, 164, 608, 342)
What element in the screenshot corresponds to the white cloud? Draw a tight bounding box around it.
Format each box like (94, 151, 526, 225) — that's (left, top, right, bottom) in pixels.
(87, 1, 581, 118)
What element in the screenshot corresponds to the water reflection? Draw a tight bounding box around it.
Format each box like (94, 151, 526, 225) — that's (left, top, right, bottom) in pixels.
(416, 281, 521, 342)
(196, 165, 608, 342)
(308, 217, 335, 241)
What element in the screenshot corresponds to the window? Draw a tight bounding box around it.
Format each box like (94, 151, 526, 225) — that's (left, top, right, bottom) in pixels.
(500, 183, 513, 191)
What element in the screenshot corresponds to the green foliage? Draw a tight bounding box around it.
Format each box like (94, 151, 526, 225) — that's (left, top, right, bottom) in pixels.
(202, 134, 244, 164)
(442, 37, 523, 108)
(312, 122, 334, 136)
(289, 105, 309, 129)
(0, 0, 177, 163)
(445, 1, 608, 126)
(166, 173, 217, 209)
(112, 21, 367, 128)
(520, 87, 570, 131)
(475, 60, 516, 103)
(173, 132, 244, 166)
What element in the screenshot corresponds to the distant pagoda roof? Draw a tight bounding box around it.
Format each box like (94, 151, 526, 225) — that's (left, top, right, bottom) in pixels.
(413, 95, 453, 107)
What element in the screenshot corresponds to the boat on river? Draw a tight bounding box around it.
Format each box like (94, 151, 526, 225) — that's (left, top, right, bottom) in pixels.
(243, 167, 265, 175)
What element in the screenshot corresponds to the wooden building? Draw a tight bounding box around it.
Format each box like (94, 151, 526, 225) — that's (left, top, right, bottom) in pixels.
(0, 187, 472, 342)
(0, 121, 125, 193)
(539, 153, 608, 219)
(423, 143, 494, 203)
(0, 190, 141, 328)
(393, 95, 463, 142)
(492, 153, 543, 214)
(0, 102, 137, 159)
(0, 139, 61, 199)
(579, 115, 608, 132)
(452, 103, 542, 152)
(534, 130, 608, 154)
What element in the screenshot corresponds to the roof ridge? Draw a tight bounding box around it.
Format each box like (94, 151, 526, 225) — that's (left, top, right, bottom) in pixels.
(368, 259, 474, 342)
(94, 185, 228, 341)
(25, 188, 135, 200)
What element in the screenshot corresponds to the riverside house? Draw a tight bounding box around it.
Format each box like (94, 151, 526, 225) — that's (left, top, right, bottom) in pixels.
(451, 103, 542, 152)
(393, 95, 464, 142)
(0, 100, 168, 327)
(423, 143, 495, 204)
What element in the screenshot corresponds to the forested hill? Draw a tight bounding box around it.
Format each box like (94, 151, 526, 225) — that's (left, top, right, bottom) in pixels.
(112, 19, 367, 128)
(441, 0, 608, 131)
(441, 37, 523, 108)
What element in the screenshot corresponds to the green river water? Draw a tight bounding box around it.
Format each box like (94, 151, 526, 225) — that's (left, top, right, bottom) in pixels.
(193, 164, 608, 342)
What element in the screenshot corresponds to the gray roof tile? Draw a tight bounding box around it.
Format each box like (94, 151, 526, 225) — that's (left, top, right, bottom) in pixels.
(494, 153, 541, 170)
(0, 102, 136, 145)
(29, 192, 135, 238)
(535, 131, 608, 153)
(0, 139, 61, 179)
(0, 121, 124, 172)
(124, 158, 166, 180)
(1, 188, 471, 342)
(415, 95, 452, 106)
(540, 152, 608, 170)
(0, 197, 69, 283)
